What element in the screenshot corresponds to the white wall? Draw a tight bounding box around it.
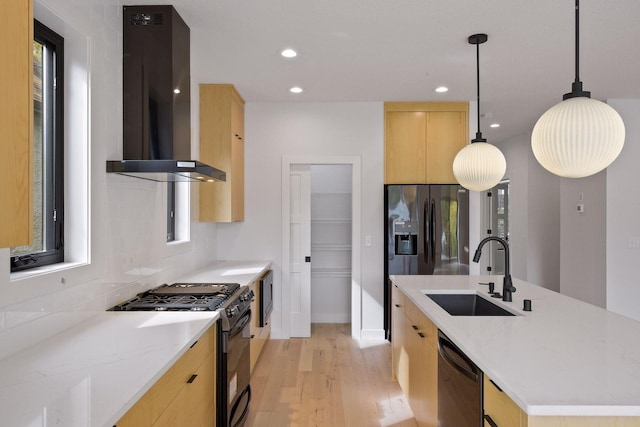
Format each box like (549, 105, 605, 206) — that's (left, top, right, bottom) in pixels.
(560, 172, 606, 307)
(0, 0, 219, 357)
(606, 99, 640, 321)
(496, 131, 561, 291)
(216, 102, 384, 338)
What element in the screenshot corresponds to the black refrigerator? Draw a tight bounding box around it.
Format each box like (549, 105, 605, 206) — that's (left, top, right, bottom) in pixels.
(384, 184, 470, 339)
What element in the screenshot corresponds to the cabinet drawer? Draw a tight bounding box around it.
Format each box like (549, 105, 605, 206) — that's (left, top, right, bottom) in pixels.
(405, 299, 437, 344)
(392, 285, 406, 307)
(483, 375, 523, 427)
(147, 327, 215, 422)
(117, 326, 216, 427)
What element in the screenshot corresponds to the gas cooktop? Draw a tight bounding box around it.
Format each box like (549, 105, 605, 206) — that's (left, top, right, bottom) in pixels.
(110, 282, 241, 311)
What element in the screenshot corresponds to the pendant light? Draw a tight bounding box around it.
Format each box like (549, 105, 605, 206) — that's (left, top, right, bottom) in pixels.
(531, 0, 625, 178)
(453, 34, 506, 192)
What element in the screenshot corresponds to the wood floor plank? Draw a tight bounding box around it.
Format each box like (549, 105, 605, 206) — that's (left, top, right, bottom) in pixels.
(247, 323, 417, 426)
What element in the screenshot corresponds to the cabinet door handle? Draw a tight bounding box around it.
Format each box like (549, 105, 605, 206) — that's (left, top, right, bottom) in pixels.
(484, 414, 498, 427)
(187, 374, 198, 384)
(418, 332, 425, 338)
(394, 304, 401, 308)
(189, 340, 198, 349)
(412, 325, 418, 330)
(250, 334, 255, 339)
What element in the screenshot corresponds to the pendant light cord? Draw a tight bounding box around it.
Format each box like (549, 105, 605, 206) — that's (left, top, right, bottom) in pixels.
(476, 42, 482, 139)
(469, 34, 487, 142)
(574, 0, 580, 84)
(564, 0, 590, 99)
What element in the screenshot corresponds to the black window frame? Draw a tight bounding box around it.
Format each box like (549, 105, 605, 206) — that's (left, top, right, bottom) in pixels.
(10, 20, 65, 272)
(167, 182, 176, 242)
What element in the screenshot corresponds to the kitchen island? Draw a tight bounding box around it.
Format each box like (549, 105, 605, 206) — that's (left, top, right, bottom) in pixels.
(392, 274, 640, 425)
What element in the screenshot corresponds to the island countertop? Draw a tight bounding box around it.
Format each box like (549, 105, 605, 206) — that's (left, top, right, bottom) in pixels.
(391, 274, 640, 417)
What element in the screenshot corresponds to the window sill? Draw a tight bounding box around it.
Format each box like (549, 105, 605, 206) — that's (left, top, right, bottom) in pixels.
(163, 239, 193, 258)
(10, 261, 88, 282)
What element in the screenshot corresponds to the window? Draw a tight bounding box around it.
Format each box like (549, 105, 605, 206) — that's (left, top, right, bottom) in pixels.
(10, 21, 64, 272)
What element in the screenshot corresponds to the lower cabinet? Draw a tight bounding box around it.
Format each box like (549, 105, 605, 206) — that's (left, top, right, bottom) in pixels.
(249, 279, 270, 374)
(483, 375, 525, 427)
(116, 325, 216, 427)
(391, 285, 438, 427)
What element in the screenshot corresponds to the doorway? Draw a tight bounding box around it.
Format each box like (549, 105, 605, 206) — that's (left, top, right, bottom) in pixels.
(310, 165, 353, 324)
(281, 156, 362, 339)
(481, 180, 510, 274)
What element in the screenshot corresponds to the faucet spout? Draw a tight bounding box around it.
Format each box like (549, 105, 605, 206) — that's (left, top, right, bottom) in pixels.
(473, 236, 516, 302)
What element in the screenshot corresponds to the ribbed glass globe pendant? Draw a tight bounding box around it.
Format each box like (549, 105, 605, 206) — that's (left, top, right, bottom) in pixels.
(453, 142, 506, 191)
(531, 0, 625, 178)
(532, 97, 625, 178)
(452, 33, 506, 192)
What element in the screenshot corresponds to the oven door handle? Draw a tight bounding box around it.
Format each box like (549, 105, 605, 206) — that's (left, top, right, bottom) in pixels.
(229, 309, 252, 338)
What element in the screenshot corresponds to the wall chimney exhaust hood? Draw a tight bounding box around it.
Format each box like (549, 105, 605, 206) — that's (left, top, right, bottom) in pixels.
(106, 5, 225, 183)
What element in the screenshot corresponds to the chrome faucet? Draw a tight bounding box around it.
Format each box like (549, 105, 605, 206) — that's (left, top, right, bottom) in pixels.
(473, 236, 516, 302)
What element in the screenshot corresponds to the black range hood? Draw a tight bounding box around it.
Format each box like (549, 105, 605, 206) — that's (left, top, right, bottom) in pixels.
(106, 5, 225, 183)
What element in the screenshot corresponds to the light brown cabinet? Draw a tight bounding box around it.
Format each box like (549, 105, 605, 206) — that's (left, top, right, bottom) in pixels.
(391, 284, 438, 427)
(116, 325, 216, 427)
(384, 102, 468, 184)
(483, 375, 526, 427)
(0, 0, 33, 247)
(249, 279, 270, 374)
(199, 84, 245, 222)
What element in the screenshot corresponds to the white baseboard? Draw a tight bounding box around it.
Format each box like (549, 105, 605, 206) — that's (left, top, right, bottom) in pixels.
(359, 328, 386, 340)
(311, 313, 350, 323)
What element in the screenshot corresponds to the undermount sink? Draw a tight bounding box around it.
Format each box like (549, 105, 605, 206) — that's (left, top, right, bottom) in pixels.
(426, 292, 516, 316)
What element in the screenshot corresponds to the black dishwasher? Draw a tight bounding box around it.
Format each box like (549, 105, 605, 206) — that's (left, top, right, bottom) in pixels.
(437, 330, 483, 427)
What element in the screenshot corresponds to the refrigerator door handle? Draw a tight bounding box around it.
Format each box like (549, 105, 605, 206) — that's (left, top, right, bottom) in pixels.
(429, 198, 436, 274)
(423, 198, 429, 265)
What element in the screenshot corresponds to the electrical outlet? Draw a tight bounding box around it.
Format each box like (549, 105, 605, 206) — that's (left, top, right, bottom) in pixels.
(629, 237, 640, 248)
(576, 204, 584, 213)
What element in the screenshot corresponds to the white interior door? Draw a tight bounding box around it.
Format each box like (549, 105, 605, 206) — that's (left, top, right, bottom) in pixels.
(289, 165, 311, 337)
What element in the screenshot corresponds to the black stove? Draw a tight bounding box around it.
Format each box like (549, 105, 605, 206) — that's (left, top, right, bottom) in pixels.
(109, 280, 254, 427)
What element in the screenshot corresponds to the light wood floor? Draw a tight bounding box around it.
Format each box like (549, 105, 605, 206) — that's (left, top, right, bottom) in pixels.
(246, 323, 417, 427)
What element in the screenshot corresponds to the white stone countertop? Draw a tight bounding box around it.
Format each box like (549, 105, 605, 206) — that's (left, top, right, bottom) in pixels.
(178, 259, 272, 286)
(391, 274, 640, 416)
(0, 260, 272, 426)
(0, 312, 218, 427)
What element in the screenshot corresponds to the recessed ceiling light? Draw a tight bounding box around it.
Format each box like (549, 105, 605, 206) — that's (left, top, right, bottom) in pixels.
(290, 86, 303, 94)
(435, 86, 449, 93)
(490, 123, 500, 128)
(173, 88, 181, 94)
(281, 48, 297, 58)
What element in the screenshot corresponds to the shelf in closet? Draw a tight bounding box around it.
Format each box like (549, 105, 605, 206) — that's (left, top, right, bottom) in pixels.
(311, 268, 352, 278)
(311, 243, 352, 251)
(311, 218, 351, 224)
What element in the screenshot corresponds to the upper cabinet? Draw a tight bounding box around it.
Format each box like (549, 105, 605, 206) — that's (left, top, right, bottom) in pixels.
(384, 102, 468, 184)
(0, 0, 33, 247)
(199, 84, 245, 222)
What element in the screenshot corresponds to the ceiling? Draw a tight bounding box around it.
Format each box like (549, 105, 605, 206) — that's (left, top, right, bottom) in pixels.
(149, 0, 640, 143)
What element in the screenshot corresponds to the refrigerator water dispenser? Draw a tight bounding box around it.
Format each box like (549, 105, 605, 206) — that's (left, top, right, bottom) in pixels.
(394, 221, 418, 255)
